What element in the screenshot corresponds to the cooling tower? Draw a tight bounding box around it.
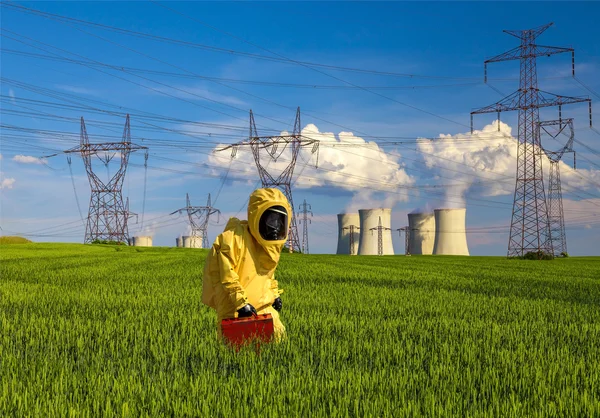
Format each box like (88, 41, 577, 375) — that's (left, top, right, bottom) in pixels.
(176, 237, 182, 248)
(336, 213, 361, 255)
(132, 236, 152, 247)
(357, 208, 394, 255)
(433, 208, 470, 256)
(408, 212, 436, 255)
(182, 235, 202, 248)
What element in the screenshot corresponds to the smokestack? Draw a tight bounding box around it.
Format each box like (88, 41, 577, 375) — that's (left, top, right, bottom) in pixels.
(182, 235, 203, 248)
(337, 213, 360, 255)
(433, 208, 470, 256)
(132, 236, 153, 247)
(358, 208, 394, 255)
(408, 212, 435, 255)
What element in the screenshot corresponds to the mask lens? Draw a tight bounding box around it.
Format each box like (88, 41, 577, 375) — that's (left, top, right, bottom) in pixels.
(259, 206, 287, 241)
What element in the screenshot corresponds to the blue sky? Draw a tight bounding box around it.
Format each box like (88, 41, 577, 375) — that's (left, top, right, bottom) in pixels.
(1, 1, 599, 255)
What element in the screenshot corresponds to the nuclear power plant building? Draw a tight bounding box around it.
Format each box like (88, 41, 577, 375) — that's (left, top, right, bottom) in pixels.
(182, 236, 202, 248)
(407, 212, 436, 255)
(336, 213, 360, 255)
(357, 208, 394, 255)
(132, 236, 153, 247)
(432, 208, 470, 256)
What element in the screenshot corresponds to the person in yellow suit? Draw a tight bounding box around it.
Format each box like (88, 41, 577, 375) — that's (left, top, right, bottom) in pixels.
(201, 188, 290, 342)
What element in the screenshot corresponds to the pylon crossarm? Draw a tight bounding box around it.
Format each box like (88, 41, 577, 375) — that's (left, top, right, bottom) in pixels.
(539, 118, 573, 128)
(172, 206, 214, 216)
(485, 45, 573, 65)
(503, 23, 553, 40)
(534, 45, 574, 57)
(64, 143, 147, 154)
(537, 91, 590, 108)
(186, 208, 204, 216)
(472, 91, 589, 117)
(471, 91, 522, 114)
(220, 136, 317, 152)
(484, 46, 523, 63)
(253, 135, 296, 141)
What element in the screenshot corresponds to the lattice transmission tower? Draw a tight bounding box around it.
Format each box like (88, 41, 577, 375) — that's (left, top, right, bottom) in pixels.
(298, 199, 313, 254)
(171, 193, 220, 249)
(220, 108, 319, 253)
(342, 225, 360, 255)
(370, 216, 391, 256)
(539, 119, 576, 257)
(397, 226, 411, 256)
(45, 115, 148, 243)
(471, 23, 592, 258)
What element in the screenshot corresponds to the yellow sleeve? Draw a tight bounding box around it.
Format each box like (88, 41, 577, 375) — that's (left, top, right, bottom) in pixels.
(217, 237, 248, 311)
(270, 273, 284, 297)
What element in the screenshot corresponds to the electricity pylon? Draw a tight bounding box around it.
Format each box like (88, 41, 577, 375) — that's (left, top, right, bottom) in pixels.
(45, 115, 147, 243)
(471, 23, 592, 258)
(219, 108, 319, 252)
(171, 193, 220, 248)
(397, 226, 411, 256)
(298, 199, 313, 254)
(538, 118, 576, 257)
(370, 216, 391, 256)
(342, 225, 360, 255)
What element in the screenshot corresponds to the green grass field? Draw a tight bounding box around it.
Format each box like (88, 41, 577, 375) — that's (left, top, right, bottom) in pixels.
(1, 243, 599, 417)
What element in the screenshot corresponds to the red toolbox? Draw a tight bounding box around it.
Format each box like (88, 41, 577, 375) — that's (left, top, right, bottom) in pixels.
(221, 313, 274, 348)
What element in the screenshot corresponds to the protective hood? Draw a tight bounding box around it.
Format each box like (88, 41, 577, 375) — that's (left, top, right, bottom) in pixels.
(247, 188, 292, 260)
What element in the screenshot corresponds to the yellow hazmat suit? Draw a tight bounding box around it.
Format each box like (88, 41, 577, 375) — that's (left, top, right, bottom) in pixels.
(201, 188, 291, 342)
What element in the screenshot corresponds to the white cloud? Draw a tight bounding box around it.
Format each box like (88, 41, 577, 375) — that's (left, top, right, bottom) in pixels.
(12, 155, 47, 165)
(1, 177, 16, 189)
(417, 121, 515, 207)
(557, 163, 600, 193)
(208, 123, 415, 208)
(1, 169, 15, 190)
(416, 120, 600, 208)
(8, 89, 16, 103)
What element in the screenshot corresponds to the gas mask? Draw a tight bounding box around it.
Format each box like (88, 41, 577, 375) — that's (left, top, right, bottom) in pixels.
(258, 205, 288, 241)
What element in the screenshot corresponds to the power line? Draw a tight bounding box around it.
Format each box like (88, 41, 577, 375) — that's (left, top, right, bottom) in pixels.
(3, 1, 515, 141)
(4, 100, 596, 212)
(1, 29, 283, 128)
(3, 96, 543, 144)
(3, 25, 470, 142)
(2, 7, 596, 238)
(148, 1, 472, 130)
(5, 3, 595, 152)
(1, 2, 539, 82)
(574, 76, 600, 101)
(2, 49, 487, 91)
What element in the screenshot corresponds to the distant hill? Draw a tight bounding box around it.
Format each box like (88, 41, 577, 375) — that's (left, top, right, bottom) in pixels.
(0, 236, 32, 244)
